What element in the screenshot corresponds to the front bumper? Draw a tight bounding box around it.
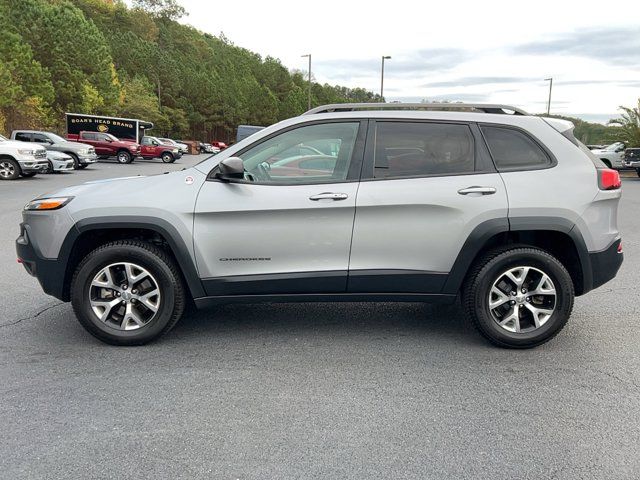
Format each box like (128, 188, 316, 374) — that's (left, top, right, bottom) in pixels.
(16, 224, 68, 300)
(51, 159, 75, 171)
(78, 153, 98, 164)
(622, 160, 640, 168)
(19, 160, 50, 173)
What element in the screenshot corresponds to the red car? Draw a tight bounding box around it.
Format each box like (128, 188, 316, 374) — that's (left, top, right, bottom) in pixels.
(210, 141, 228, 150)
(68, 131, 141, 164)
(140, 136, 182, 163)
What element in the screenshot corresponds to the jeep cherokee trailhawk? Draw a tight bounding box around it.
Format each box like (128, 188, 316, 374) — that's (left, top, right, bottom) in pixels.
(16, 103, 623, 347)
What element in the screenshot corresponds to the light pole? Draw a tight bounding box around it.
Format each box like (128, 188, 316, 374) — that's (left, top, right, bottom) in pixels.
(545, 77, 553, 115)
(301, 54, 311, 110)
(380, 55, 391, 102)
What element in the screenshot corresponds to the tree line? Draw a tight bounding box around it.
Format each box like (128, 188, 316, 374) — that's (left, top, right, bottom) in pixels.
(0, 0, 381, 141)
(0, 0, 637, 146)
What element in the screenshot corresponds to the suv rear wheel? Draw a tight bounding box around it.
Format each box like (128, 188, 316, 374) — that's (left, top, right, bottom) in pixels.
(70, 240, 185, 345)
(0, 158, 20, 180)
(463, 247, 574, 348)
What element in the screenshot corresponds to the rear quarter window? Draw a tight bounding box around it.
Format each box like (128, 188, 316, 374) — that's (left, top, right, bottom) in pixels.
(480, 125, 551, 170)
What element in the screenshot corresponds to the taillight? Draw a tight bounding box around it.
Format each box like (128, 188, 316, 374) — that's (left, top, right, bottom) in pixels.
(598, 168, 621, 190)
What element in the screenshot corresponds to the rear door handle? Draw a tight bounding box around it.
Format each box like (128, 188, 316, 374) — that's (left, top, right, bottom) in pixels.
(309, 192, 349, 201)
(457, 186, 497, 195)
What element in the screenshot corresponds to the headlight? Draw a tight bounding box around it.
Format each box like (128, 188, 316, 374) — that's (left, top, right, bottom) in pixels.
(24, 197, 74, 211)
(17, 149, 36, 156)
(173, 148, 179, 153)
(78, 149, 89, 155)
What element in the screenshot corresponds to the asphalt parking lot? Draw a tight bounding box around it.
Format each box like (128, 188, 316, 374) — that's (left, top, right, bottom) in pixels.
(1, 157, 639, 479)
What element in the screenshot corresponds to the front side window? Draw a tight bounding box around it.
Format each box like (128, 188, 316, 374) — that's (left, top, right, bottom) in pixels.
(481, 125, 551, 170)
(237, 122, 360, 184)
(373, 122, 475, 178)
(33, 133, 50, 143)
(15, 132, 32, 142)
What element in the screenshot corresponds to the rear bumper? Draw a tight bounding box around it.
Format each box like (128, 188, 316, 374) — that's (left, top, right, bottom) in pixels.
(588, 238, 623, 292)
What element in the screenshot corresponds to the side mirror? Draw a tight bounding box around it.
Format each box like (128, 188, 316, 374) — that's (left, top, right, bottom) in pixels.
(215, 157, 245, 181)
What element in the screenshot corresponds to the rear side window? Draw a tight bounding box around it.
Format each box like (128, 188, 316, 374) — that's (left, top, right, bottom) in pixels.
(83, 133, 96, 140)
(373, 122, 474, 178)
(481, 126, 551, 170)
(15, 132, 31, 142)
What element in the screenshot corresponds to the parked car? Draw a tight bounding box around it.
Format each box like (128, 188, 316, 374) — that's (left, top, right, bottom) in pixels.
(45, 150, 75, 173)
(622, 148, 640, 176)
(0, 133, 48, 180)
(11, 130, 97, 169)
(211, 141, 228, 150)
(140, 136, 182, 163)
(16, 103, 623, 348)
(68, 131, 141, 164)
(158, 138, 189, 155)
(197, 142, 219, 154)
(590, 142, 626, 169)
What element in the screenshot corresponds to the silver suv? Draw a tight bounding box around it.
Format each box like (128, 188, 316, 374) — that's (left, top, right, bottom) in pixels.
(16, 103, 623, 348)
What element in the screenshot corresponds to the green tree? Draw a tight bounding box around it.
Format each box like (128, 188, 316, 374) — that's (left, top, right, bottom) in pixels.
(609, 99, 640, 147)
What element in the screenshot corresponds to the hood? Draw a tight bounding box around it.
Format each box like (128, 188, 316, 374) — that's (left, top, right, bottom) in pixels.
(46, 150, 72, 159)
(57, 140, 92, 150)
(0, 139, 47, 150)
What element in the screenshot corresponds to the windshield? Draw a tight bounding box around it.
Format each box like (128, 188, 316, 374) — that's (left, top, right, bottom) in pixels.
(47, 133, 66, 143)
(603, 142, 623, 151)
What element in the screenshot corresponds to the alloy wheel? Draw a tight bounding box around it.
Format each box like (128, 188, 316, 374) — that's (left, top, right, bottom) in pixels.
(89, 262, 161, 331)
(488, 266, 557, 333)
(0, 161, 16, 178)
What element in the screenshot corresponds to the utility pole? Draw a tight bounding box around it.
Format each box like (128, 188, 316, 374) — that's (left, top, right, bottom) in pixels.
(545, 77, 553, 115)
(380, 55, 391, 101)
(301, 54, 312, 110)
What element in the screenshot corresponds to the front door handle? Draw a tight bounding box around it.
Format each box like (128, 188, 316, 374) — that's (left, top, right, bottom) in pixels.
(457, 186, 497, 195)
(309, 192, 349, 201)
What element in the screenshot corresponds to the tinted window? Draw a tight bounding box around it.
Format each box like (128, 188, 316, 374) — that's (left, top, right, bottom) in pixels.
(238, 122, 360, 184)
(33, 133, 50, 143)
(15, 132, 32, 142)
(373, 122, 474, 178)
(481, 126, 550, 169)
(82, 133, 96, 140)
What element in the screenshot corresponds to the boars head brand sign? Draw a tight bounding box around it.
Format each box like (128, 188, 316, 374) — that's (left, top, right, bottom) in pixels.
(65, 113, 153, 143)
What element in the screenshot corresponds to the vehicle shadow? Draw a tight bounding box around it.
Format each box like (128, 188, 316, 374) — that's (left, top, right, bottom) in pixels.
(169, 301, 484, 347)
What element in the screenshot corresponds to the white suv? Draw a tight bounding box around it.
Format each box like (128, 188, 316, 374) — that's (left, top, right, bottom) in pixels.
(0, 133, 49, 180)
(16, 104, 623, 348)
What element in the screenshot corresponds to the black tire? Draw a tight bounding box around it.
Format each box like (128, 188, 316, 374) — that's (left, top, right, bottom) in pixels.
(601, 159, 612, 168)
(20, 171, 37, 177)
(0, 158, 21, 180)
(161, 152, 175, 163)
(636, 168, 640, 178)
(116, 150, 133, 164)
(462, 246, 574, 349)
(77, 163, 88, 169)
(44, 160, 54, 174)
(70, 240, 185, 346)
(67, 152, 81, 169)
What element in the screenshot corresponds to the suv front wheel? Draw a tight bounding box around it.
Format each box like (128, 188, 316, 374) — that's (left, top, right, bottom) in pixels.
(70, 240, 185, 345)
(463, 247, 574, 348)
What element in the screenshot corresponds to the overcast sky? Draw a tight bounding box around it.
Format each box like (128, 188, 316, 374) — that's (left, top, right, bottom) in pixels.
(179, 0, 640, 123)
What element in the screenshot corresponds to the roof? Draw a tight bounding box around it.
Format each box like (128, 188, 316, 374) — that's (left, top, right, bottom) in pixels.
(303, 102, 529, 116)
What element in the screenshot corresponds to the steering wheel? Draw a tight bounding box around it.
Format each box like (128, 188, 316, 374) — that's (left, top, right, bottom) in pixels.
(252, 161, 271, 182)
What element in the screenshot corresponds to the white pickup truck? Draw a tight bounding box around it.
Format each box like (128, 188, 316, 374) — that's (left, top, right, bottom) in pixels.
(0, 133, 49, 180)
(590, 142, 626, 169)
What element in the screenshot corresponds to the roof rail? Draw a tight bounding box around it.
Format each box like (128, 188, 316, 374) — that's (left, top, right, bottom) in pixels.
(303, 102, 529, 116)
